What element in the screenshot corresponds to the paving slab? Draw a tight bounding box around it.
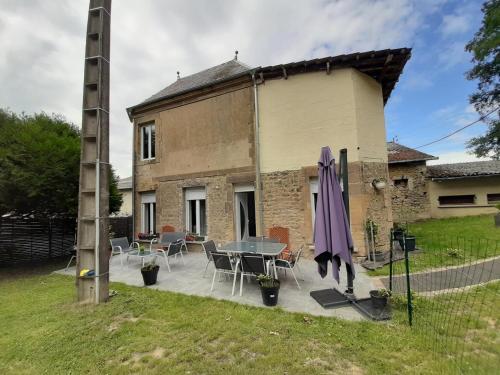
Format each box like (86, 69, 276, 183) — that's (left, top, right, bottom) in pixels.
(57, 251, 376, 321)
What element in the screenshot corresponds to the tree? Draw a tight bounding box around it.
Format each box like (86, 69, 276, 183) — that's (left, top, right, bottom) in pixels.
(465, 0, 500, 159)
(0, 109, 122, 216)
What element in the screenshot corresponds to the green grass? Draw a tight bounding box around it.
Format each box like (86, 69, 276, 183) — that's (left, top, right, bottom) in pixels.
(0, 274, 498, 374)
(369, 215, 500, 276)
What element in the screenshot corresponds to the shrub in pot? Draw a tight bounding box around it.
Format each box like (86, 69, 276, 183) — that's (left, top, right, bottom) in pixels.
(257, 274, 280, 306)
(369, 288, 391, 309)
(141, 259, 160, 286)
(393, 223, 407, 240)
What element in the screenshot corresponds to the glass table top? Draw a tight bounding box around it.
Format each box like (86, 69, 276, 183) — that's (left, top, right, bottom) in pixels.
(219, 241, 286, 256)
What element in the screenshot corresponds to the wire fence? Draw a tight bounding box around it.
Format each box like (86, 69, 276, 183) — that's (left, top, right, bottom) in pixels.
(387, 231, 500, 373)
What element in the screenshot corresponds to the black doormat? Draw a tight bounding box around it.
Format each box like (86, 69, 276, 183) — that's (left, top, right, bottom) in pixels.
(352, 298, 392, 321)
(310, 288, 351, 308)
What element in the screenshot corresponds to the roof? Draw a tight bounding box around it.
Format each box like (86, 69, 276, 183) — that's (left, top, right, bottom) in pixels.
(142, 59, 252, 106)
(127, 48, 411, 119)
(117, 176, 132, 190)
(427, 161, 500, 180)
(387, 141, 437, 164)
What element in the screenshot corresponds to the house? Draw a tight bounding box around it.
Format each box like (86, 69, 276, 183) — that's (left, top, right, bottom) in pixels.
(387, 141, 437, 223)
(427, 161, 500, 218)
(126, 48, 412, 256)
(116, 176, 132, 216)
(387, 141, 500, 221)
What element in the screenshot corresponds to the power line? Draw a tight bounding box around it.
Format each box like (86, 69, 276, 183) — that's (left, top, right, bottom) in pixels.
(415, 106, 499, 149)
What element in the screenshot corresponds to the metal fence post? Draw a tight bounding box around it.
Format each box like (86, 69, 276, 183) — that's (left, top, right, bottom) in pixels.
(403, 233, 413, 326)
(389, 229, 393, 292)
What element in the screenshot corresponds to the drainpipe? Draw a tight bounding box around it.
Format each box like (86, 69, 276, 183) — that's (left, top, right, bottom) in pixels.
(252, 73, 265, 236)
(131, 119, 136, 242)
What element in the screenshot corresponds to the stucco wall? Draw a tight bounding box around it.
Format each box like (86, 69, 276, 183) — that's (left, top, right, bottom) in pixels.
(134, 85, 255, 184)
(119, 189, 132, 216)
(428, 176, 500, 218)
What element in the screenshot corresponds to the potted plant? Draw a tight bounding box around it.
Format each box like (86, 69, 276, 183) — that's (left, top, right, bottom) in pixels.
(403, 234, 416, 251)
(141, 259, 160, 286)
(369, 288, 391, 309)
(393, 223, 406, 241)
(257, 274, 280, 306)
(495, 204, 500, 227)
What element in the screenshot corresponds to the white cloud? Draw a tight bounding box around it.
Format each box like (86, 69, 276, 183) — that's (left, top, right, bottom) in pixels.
(440, 13, 471, 38)
(427, 151, 488, 165)
(0, 0, 447, 178)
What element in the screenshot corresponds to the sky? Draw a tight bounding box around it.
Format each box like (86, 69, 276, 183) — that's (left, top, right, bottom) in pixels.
(0, 0, 488, 178)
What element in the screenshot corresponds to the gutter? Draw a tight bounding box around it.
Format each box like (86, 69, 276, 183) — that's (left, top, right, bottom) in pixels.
(430, 174, 500, 181)
(252, 72, 265, 236)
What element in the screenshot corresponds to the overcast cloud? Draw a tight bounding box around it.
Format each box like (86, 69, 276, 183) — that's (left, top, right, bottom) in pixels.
(0, 0, 483, 178)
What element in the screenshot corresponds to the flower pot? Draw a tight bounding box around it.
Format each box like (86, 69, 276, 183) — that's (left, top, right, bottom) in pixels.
(368, 251, 385, 262)
(369, 290, 388, 309)
(495, 214, 500, 227)
(400, 236, 416, 251)
(141, 265, 160, 286)
(259, 280, 280, 306)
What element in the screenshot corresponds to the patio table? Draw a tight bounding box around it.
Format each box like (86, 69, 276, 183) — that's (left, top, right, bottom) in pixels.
(219, 241, 286, 279)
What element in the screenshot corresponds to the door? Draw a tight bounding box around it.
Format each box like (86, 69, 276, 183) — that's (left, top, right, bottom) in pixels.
(235, 192, 249, 241)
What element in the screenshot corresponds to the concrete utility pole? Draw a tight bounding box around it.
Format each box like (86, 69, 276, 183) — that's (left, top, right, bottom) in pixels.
(76, 0, 112, 303)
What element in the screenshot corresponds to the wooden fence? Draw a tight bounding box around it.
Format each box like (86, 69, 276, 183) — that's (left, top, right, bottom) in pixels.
(0, 215, 133, 265)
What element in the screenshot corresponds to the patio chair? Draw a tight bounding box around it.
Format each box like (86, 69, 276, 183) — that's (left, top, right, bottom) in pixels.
(156, 232, 188, 253)
(156, 240, 185, 272)
(110, 237, 140, 267)
(210, 252, 238, 296)
(201, 240, 218, 277)
(274, 246, 304, 289)
(239, 253, 270, 296)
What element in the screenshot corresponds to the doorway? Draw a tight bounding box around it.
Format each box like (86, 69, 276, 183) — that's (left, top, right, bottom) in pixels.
(234, 185, 256, 241)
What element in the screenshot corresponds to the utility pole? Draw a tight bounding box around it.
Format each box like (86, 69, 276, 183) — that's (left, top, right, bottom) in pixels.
(76, 0, 111, 303)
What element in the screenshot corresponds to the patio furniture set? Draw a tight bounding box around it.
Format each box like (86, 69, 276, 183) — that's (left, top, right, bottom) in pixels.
(109, 234, 304, 298)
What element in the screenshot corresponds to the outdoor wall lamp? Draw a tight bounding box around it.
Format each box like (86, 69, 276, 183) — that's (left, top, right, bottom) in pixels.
(372, 179, 386, 190)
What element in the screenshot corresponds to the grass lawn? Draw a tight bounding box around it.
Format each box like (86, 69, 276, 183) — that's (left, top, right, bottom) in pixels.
(0, 274, 498, 374)
(369, 214, 500, 276)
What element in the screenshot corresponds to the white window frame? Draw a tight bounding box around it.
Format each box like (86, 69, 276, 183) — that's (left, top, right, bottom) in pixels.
(141, 192, 156, 234)
(310, 178, 318, 229)
(185, 187, 206, 235)
(140, 123, 155, 161)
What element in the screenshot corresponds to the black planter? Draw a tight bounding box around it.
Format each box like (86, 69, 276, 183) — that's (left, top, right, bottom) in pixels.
(368, 251, 386, 262)
(403, 236, 416, 251)
(141, 265, 160, 286)
(495, 214, 500, 227)
(259, 280, 280, 306)
(369, 290, 388, 309)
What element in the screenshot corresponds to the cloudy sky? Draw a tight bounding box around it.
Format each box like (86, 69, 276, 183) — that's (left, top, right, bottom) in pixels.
(0, 0, 487, 178)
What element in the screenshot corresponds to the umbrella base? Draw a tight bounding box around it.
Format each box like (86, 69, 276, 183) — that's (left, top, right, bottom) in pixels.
(310, 288, 392, 321)
(310, 288, 351, 308)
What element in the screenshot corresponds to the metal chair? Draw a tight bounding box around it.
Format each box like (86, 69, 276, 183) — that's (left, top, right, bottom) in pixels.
(110, 237, 140, 267)
(239, 253, 270, 296)
(65, 246, 77, 271)
(210, 252, 239, 295)
(156, 240, 185, 272)
(201, 240, 218, 277)
(155, 232, 188, 253)
(274, 246, 304, 289)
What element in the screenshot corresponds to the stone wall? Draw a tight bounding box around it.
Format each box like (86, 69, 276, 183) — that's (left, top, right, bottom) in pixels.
(388, 161, 431, 223)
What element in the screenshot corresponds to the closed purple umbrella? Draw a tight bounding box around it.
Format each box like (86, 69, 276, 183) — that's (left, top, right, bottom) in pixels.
(314, 146, 355, 284)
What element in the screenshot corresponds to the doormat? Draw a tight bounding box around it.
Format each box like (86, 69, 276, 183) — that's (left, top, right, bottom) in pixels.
(309, 288, 351, 308)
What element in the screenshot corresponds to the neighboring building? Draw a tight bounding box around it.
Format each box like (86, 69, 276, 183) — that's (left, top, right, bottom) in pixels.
(427, 161, 500, 218)
(117, 176, 132, 216)
(126, 48, 412, 256)
(387, 141, 437, 223)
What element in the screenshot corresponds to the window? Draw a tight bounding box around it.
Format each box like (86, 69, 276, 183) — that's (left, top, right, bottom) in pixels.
(487, 193, 500, 204)
(141, 192, 156, 233)
(393, 178, 408, 188)
(185, 188, 206, 236)
(310, 178, 318, 228)
(141, 123, 155, 160)
(438, 195, 475, 206)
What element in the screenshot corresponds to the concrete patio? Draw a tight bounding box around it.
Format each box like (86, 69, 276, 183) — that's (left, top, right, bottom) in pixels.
(58, 249, 377, 320)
